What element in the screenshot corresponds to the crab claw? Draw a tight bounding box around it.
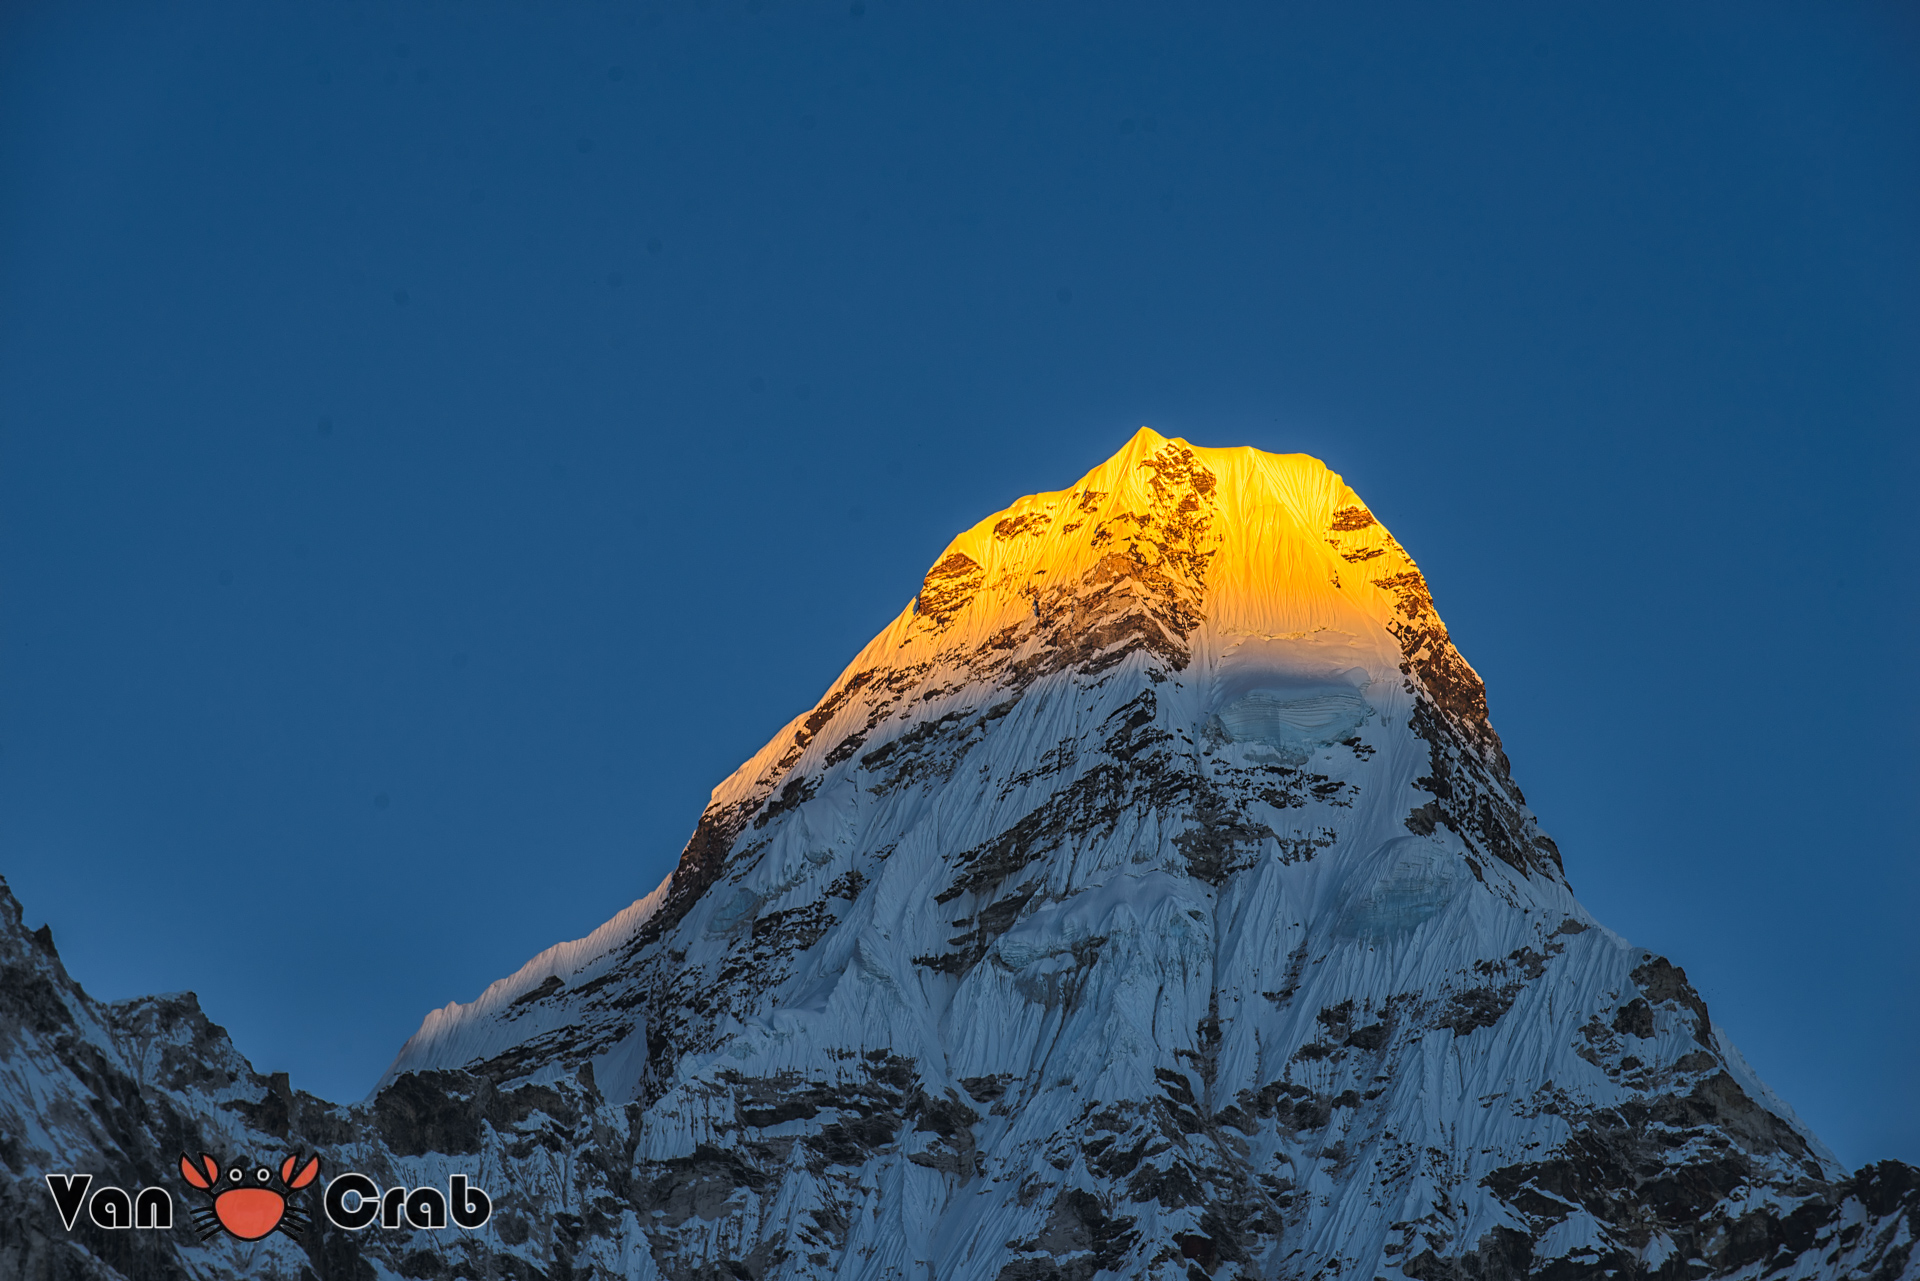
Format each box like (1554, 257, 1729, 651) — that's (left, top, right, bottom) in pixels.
(281, 1153, 321, 1189)
(179, 1153, 218, 1189)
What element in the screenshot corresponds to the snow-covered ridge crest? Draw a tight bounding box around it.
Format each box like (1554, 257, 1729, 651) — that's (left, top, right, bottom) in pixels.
(374, 876, 672, 1093)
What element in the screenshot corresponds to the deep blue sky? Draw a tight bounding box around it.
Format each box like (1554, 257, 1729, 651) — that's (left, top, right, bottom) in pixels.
(2, 2, 1914, 1166)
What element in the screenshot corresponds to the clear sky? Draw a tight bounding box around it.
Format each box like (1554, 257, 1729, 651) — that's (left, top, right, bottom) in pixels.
(1, 2, 1914, 1167)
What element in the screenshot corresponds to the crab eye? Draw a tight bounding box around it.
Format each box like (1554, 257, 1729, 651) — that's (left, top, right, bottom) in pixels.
(256, 1167, 272, 1182)
(228, 1168, 244, 1183)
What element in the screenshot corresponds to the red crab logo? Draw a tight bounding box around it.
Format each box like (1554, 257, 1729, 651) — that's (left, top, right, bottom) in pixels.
(178, 1152, 320, 1242)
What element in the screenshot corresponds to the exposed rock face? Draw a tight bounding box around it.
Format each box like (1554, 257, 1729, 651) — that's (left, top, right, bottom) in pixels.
(2, 429, 1914, 1281)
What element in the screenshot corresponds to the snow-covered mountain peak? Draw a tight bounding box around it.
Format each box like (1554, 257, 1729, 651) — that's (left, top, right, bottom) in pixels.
(382, 431, 1578, 1077)
(341, 433, 1917, 1281)
(8, 432, 1916, 1281)
(712, 427, 1512, 827)
(898, 427, 1381, 650)
(837, 428, 1427, 693)
(384, 430, 1556, 1089)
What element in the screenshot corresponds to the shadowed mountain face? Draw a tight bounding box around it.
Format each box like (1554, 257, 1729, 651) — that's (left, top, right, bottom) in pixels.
(4, 431, 1915, 1281)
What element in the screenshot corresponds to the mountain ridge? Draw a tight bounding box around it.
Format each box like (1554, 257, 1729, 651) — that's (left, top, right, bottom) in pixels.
(3, 430, 1914, 1281)
(384, 428, 1551, 1084)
